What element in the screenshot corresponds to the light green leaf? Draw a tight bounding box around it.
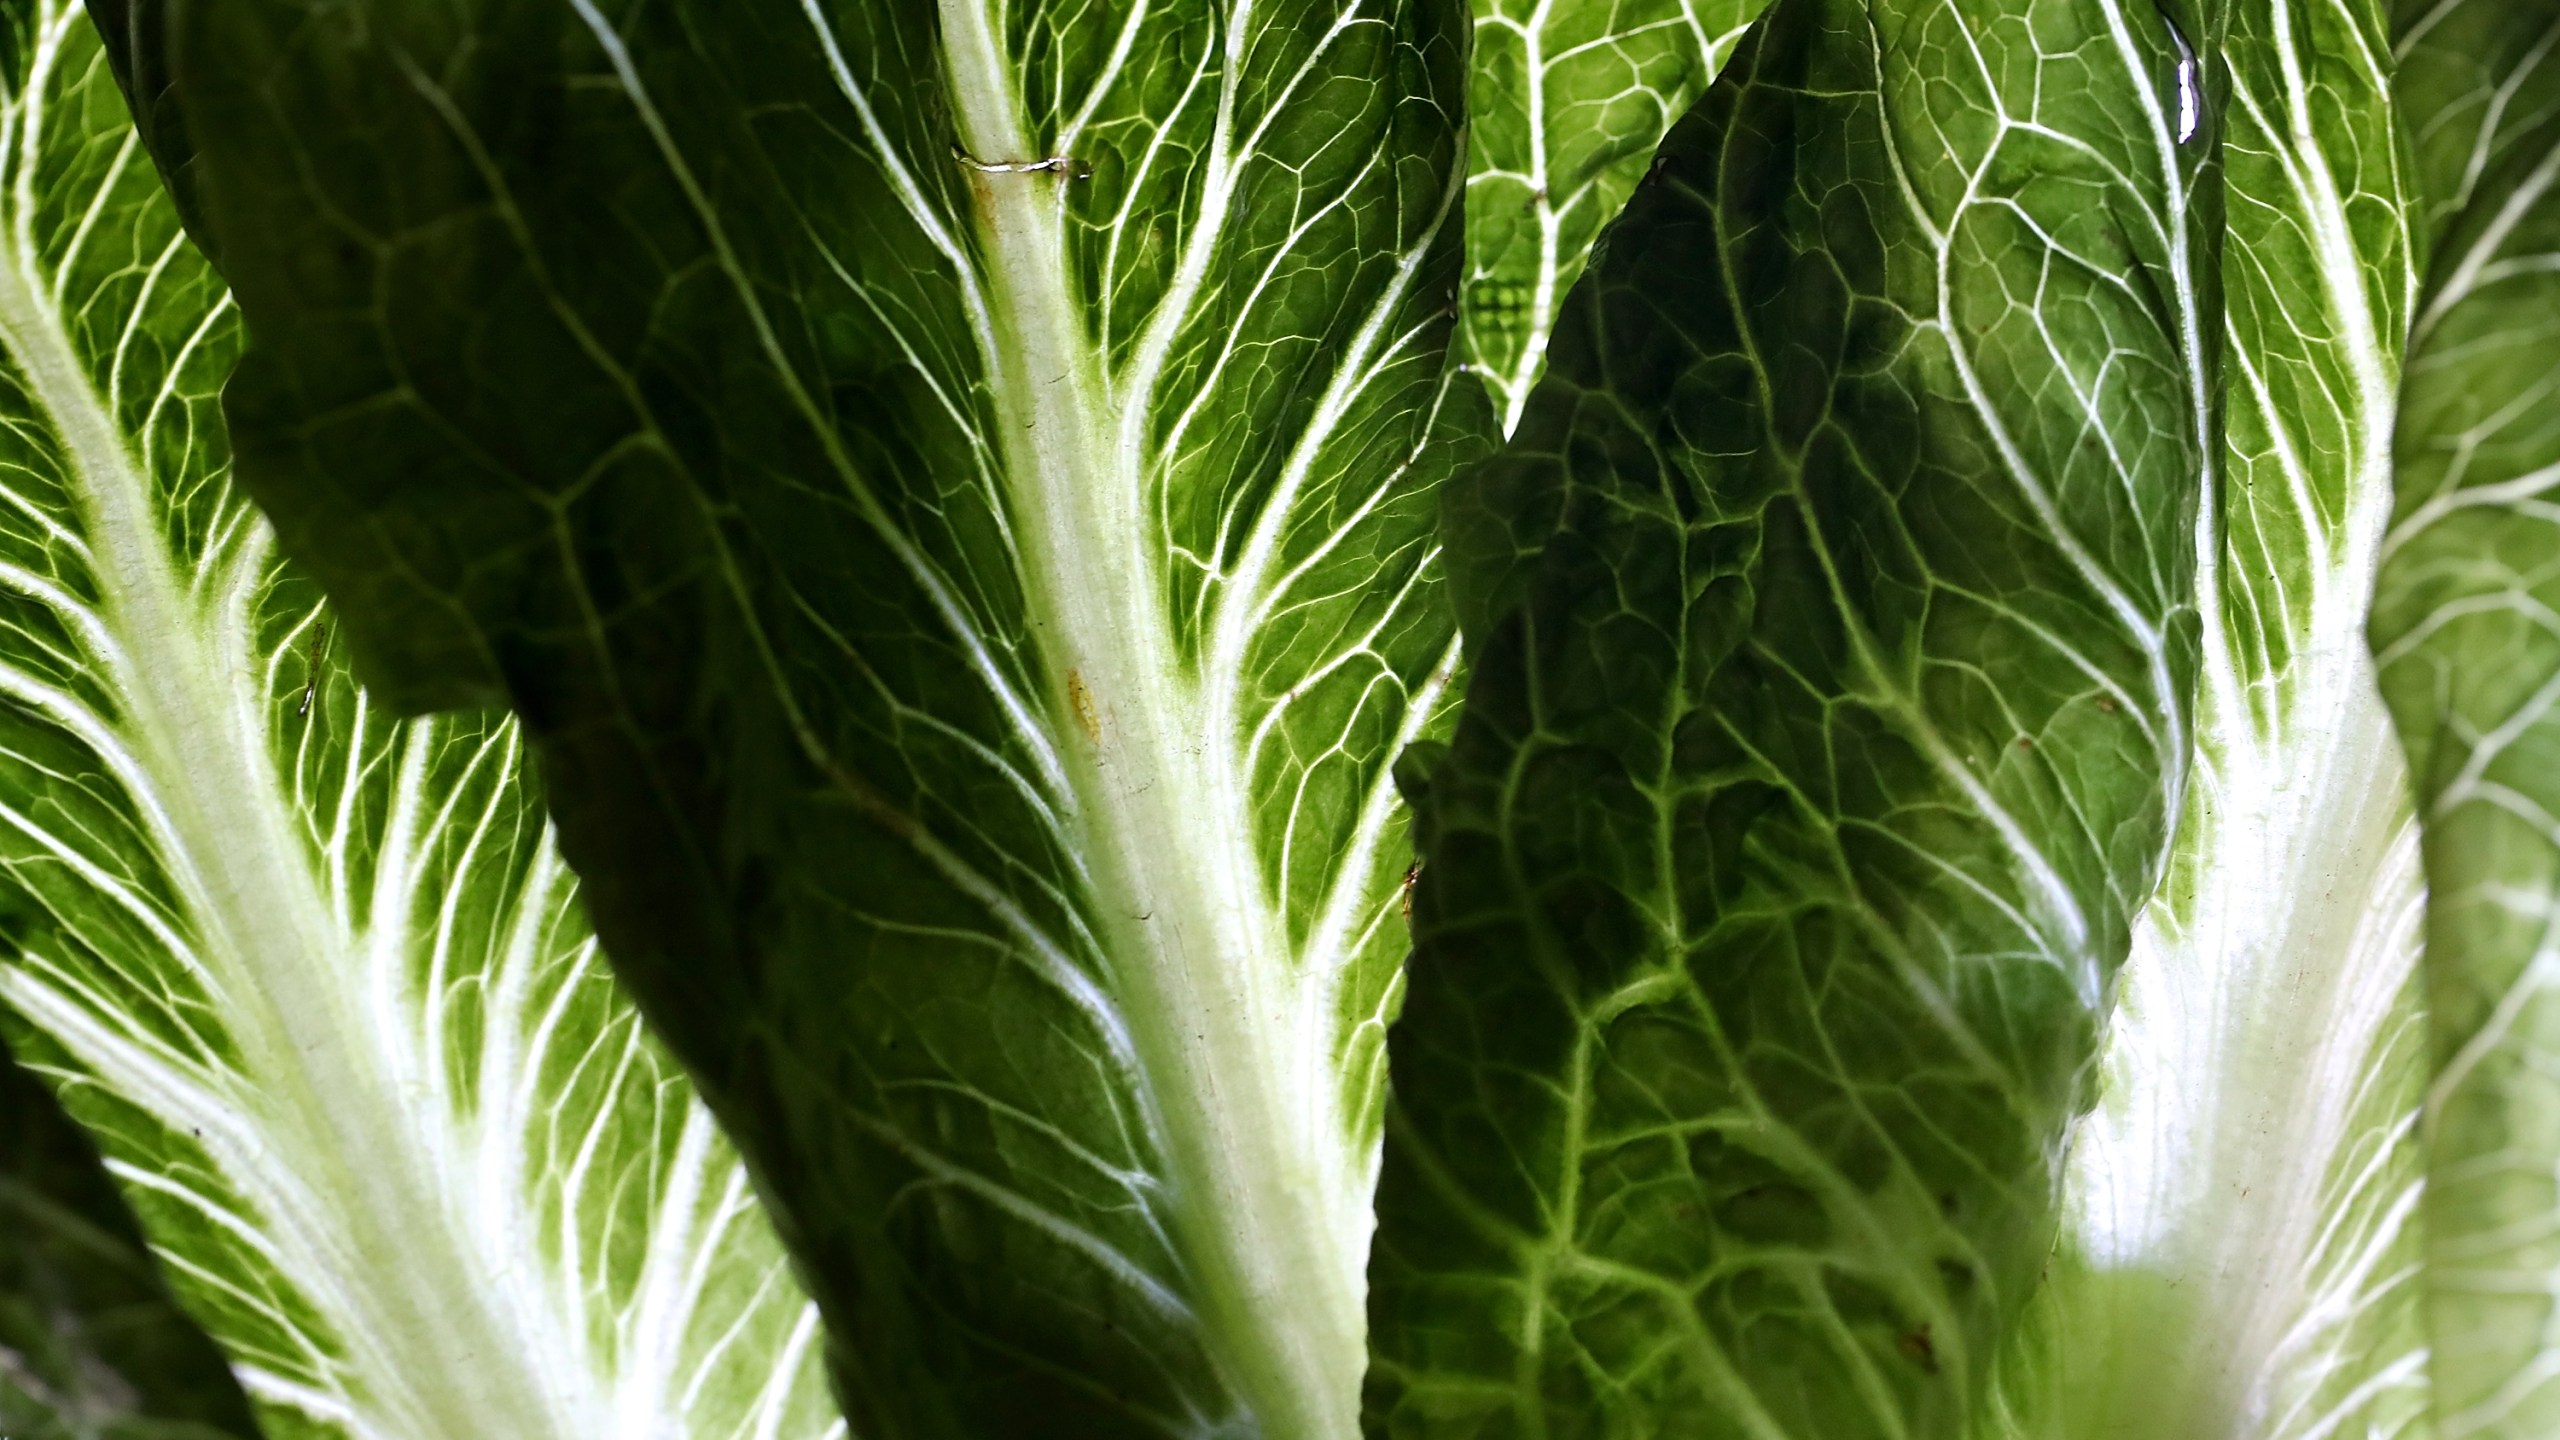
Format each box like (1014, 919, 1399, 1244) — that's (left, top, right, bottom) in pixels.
(2370, 3, 2560, 1435)
(109, 0, 1482, 1434)
(1986, 0, 2434, 1435)
(2393, 0, 2560, 257)
(1368, 0, 2222, 1432)
(0, 4, 833, 1436)
(2, 1030, 257, 1440)
(1461, 0, 1770, 434)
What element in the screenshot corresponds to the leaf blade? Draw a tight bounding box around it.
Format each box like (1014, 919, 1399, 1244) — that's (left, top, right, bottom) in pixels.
(1461, 0, 1771, 435)
(0, 6, 833, 1434)
(1369, 0, 2223, 1431)
(122, 0, 1485, 1432)
(1985, 0, 2435, 1433)
(2372, 3, 2560, 1434)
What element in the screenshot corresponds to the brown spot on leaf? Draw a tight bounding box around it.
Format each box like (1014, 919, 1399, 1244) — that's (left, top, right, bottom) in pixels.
(1898, 1325, 1939, 1375)
(1068, 670, 1102, 743)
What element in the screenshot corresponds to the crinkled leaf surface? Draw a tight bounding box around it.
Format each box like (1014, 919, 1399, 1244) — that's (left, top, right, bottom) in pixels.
(1, 1032, 256, 1440)
(112, 0, 1480, 1434)
(1461, 0, 1769, 434)
(1986, 0, 2433, 1435)
(2370, 2, 2560, 1434)
(0, 4, 833, 1435)
(1369, 0, 2222, 1433)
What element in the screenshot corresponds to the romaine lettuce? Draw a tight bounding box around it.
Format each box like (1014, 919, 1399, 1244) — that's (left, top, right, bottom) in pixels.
(5, 0, 2560, 1437)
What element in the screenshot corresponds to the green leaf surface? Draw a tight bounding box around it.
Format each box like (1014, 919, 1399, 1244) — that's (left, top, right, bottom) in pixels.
(2393, 0, 2560, 257)
(1986, 0, 2433, 1435)
(1369, 0, 2223, 1432)
(0, 4, 833, 1435)
(1462, 0, 1770, 435)
(1, 1031, 257, 1440)
(2371, 3, 2560, 1435)
(112, 0, 1483, 1434)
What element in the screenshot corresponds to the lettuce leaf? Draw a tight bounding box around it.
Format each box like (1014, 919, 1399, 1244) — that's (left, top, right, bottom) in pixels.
(1461, 0, 1770, 433)
(2372, 2, 2560, 1433)
(1369, 0, 2223, 1432)
(87, 0, 2560, 1434)
(1992, 0, 2432, 1432)
(98, 0, 1487, 1432)
(0, 5, 832, 1434)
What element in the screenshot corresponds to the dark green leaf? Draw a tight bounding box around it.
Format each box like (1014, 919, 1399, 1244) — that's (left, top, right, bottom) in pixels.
(0, 1032, 257, 1440)
(1369, 0, 2223, 1432)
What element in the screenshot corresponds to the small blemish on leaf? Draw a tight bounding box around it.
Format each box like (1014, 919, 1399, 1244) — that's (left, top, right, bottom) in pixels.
(2095, 695, 2117, 713)
(297, 623, 331, 718)
(2016, 735, 2033, 750)
(1068, 670, 1101, 743)
(1400, 861, 1421, 921)
(1937, 1257, 1976, 1296)
(949, 142, 1090, 178)
(2164, 10, 2203, 144)
(1898, 1324, 1939, 1375)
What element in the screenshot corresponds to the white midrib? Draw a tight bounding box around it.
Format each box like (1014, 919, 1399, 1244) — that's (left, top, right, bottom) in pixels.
(0, 256, 575, 1438)
(2062, 630, 2424, 1440)
(939, 14, 1364, 1440)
